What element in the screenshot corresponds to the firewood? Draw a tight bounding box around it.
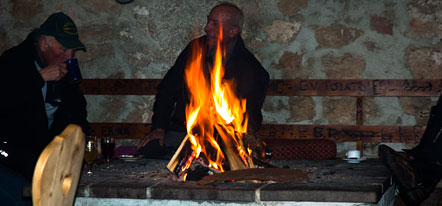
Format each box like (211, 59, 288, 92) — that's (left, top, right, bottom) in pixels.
(166, 135, 189, 173)
(215, 125, 255, 171)
(166, 129, 257, 178)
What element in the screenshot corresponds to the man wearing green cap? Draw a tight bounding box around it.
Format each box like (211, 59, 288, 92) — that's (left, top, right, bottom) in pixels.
(0, 12, 90, 205)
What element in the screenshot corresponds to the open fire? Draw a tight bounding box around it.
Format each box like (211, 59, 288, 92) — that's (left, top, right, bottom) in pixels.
(167, 25, 255, 181)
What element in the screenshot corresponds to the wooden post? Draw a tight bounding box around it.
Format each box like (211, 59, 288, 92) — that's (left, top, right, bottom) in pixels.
(356, 96, 363, 156)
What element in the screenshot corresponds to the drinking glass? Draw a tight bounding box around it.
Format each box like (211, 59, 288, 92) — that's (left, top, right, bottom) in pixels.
(100, 137, 115, 168)
(84, 136, 98, 176)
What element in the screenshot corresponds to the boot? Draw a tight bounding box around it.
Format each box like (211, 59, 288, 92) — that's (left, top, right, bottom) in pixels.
(378, 145, 442, 205)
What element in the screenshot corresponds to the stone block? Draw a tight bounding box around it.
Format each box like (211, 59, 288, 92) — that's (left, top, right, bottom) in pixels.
(370, 15, 393, 35)
(278, 0, 308, 17)
(315, 24, 363, 49)
(150, 181, 262, 202)
(322, 53, 365, 79)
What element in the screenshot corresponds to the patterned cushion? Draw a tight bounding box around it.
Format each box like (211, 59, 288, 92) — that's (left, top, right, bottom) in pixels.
(265, 139, 336, 160)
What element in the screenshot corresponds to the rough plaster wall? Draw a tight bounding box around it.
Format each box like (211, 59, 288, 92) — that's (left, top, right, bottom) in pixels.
(1, 0, 441, 157)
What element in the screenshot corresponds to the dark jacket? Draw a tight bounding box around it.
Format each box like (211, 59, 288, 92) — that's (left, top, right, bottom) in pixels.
(0, 32, 90, 180)
(151, 35, 269, 134)
(411, 94, 442, 162)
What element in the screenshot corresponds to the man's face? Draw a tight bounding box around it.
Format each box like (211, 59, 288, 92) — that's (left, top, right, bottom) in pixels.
(204, 7, 237, 49)
(40, 36, 74, 65)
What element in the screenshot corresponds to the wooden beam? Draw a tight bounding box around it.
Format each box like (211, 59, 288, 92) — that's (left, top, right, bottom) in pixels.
(89, 123, 425, 143)
(258, 124, 425, 143)
(356, 96, 364, 155)
(267, 79, 442, 96)
(80, 79, 442, 96)
(356, 97, 363, 125)
(80, 79, 161, 95)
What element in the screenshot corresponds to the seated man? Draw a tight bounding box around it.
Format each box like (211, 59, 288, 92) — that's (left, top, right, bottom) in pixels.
(379, 94, 442, 205)
(137, 3, 269, 158)
(0, 12, 90, 205)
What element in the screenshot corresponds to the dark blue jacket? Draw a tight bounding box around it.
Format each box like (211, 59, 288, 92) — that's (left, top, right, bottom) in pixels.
(0, 32, 90, 180)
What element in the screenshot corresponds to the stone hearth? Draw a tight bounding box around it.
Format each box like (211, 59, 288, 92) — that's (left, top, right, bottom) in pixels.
(74, 158, 394, 206)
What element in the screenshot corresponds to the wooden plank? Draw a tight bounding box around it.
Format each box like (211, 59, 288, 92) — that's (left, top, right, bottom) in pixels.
(89, 123, 425, 143)
(258, 124, 425, 143)
(356, 96, 363, 125)
(356, 97, 364, 155)
(80, 79, 161, 95)
(80, 79, 442, 96)
(267, 79, 442, 96)
(356, 141, 364, 156)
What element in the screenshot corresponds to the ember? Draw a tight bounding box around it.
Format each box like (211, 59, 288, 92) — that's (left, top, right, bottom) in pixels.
(167, 25, 255, 181)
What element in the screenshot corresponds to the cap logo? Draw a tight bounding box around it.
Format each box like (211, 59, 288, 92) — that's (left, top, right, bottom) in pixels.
(63, 22, 78, 35)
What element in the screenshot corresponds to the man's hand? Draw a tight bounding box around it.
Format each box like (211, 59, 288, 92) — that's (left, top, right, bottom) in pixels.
(39, 63, 68, 81)
(137, 128, 166, 149)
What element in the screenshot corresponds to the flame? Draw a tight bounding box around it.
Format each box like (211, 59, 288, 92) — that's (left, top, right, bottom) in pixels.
(182, 23, 251, 175)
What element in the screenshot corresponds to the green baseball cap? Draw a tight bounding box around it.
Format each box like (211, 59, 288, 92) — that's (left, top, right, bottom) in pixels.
(38, 12, 86, 50)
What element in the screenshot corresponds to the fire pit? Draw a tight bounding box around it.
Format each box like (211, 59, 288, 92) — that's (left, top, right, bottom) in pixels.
(167, 28, 260, 181)
(75, 158, 394, 206)
(74, 25, 394, 206)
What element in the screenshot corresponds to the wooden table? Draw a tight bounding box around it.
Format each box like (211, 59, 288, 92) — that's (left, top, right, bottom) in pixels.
(74, 158, 394, 206)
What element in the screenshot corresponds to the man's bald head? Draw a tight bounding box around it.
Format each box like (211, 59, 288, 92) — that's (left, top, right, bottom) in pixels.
(210, 2, 244, 32)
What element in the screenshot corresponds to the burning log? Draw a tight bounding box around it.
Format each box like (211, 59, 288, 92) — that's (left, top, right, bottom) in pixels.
(214, 126, 254, 171)
(219, 139, 250, 171)
(166, 135, 190, 175)
(166, 131, 256, 181)
(167, 134, 218, 180)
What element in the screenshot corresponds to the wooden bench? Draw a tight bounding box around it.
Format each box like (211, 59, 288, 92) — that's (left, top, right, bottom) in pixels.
(80, 79, 442, 153)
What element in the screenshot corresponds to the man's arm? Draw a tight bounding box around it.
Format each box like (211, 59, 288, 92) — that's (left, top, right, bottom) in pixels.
(138, 41, 194, 148)
(240, 59, 270, 134)
(230, 49, 270, 159)
(137, 65, 182, 148)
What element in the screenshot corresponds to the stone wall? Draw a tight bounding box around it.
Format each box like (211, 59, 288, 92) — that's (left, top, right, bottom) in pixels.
(1, 0, 441, 157)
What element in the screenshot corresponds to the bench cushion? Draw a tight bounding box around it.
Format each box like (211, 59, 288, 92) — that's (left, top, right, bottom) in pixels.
(266, 139, 336, 160)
